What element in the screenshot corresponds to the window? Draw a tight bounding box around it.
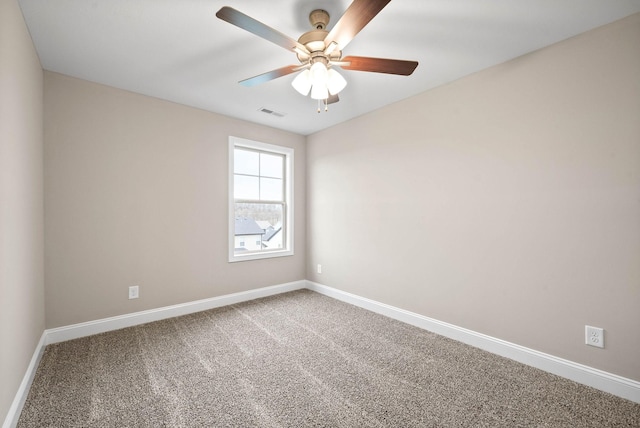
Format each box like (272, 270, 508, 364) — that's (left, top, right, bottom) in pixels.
(229, 137, 294, 262)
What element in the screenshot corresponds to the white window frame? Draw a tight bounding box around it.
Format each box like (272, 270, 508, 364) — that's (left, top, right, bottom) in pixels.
(228, 136, 294, 262)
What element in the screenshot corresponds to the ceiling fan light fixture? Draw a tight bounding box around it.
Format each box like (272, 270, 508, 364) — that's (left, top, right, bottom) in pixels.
(292, 69, 312, 95)
(327, 69, 347, 95)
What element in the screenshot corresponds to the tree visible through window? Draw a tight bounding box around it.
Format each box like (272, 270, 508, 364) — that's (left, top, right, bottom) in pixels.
(229, 137, 294, 262)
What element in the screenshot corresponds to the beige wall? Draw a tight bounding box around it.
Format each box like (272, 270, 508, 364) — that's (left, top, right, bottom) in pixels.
(44, 72, 306, 328)
(0, 0, 45, 422)
(307, 13, 640, 381)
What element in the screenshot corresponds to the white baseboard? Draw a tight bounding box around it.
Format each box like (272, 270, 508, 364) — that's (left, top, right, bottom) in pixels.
(306, 280, 640, 404)
(2, 332, 47, 428)
(45, 280, 306, 345)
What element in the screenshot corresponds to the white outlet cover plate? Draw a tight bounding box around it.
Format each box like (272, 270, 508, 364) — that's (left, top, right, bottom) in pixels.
(129, 285, 139, 299)
(585, 325, 604, 348)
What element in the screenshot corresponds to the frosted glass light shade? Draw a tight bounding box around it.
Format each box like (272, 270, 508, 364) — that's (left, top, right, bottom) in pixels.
(310, 82, 329, 100)
(291, 69, 311, 96)
(327, 69, 347, 95)
(309, 62, 328, 85)
(293, 62, 346, 100)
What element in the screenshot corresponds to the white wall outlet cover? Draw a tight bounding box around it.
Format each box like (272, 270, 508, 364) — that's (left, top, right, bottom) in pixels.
(585, 325, 604, 348)
(129, 285, 139, 300)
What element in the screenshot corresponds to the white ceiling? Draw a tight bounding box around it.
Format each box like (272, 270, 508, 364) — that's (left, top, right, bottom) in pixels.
(18, 0, 640, 135)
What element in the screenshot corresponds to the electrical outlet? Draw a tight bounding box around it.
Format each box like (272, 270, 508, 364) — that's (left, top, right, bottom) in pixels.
(128, 285, 139, 300)
(585, 325, 604, 348)
(317, 264, 322, 274)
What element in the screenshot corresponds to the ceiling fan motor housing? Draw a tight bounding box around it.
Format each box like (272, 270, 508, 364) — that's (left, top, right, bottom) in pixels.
(296, 10, 342, 65)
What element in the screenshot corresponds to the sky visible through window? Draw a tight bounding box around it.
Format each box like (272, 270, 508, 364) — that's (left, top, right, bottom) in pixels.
(234, 149, 283, 202)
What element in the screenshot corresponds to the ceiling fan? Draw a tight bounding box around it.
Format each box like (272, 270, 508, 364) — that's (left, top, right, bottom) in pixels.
(216, 0, 418, 111)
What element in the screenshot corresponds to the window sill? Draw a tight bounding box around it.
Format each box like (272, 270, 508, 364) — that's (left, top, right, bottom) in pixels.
(228, 249, 294, 263)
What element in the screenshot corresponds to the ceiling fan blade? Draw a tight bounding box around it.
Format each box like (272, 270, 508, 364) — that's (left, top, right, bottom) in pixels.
(340, 56, 418, 76)
(216, 7, 309, 54)
(327, 94, 339, 104)
(324, 0, 391, 50)
(239, 65, 301, 87)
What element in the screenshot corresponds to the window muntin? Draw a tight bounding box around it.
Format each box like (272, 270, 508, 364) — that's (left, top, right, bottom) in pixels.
(229, 137, 293, 262)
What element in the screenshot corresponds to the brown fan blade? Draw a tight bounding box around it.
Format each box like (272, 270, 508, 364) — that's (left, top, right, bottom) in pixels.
(239, 65, 301, 87)
(327, 93, 340, 104)
(340, 56, 418, 76)
(324, 0, 391, 50)
(216, 7, 309, 54)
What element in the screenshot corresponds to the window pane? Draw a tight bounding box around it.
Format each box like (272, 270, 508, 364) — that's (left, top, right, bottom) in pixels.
(234, 203, 284, 254)
(234, 175, 259, 200)
(260, 177, 283, 201)
(234, 149, 259, 175)
(260, 153, 283, 178)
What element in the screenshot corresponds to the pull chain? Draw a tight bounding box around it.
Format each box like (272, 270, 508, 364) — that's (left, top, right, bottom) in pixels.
(317, 98, 329, 113)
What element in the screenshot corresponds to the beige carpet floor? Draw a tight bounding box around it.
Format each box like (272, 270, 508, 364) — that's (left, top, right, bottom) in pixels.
(18, 289, 640, 427)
